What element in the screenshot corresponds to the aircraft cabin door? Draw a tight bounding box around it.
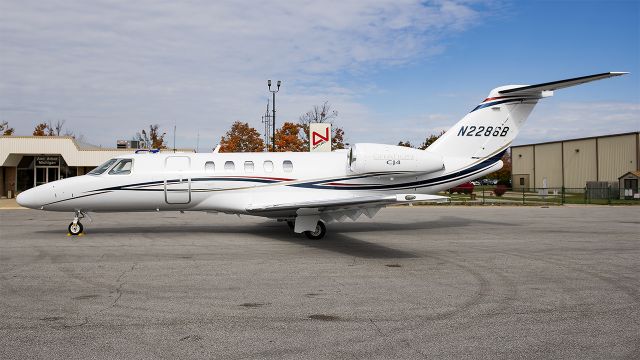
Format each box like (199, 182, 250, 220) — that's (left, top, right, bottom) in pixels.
(164, 156, 191, 204)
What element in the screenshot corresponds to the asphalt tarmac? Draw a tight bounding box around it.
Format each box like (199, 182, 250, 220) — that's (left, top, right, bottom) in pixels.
(0, 206, 639, 359)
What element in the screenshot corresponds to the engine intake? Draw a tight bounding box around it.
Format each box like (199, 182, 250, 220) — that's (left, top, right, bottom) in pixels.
(348, 143, 444, 175)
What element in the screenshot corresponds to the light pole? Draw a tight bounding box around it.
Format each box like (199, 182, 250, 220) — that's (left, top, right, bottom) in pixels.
(261, 100, 271, 150)
(268, 80, 281, 152)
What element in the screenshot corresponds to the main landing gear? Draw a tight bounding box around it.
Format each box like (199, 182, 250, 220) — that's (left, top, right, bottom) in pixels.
(304, 221, 326, 240)
(68, 210, 85, 236)
(283, 219, 327, 240)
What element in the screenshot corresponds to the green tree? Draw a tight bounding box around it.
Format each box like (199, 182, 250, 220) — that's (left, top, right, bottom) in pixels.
(419, 130, 446, 150)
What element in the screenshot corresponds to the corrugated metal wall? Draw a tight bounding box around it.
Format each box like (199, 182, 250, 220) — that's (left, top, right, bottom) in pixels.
(534, 143, 563, 188)
(563, 138, 597, 188)
(597, 134, 637, 182)
(0, 136, 195, 167)
(0, 137, 132, 166)
(512, 145, 534, 176)
(511, 132, 639, 189)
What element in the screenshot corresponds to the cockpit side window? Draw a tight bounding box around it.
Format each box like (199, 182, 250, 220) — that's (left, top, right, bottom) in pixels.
(88, 158, 118, 175)
(108, 159, 133, 175)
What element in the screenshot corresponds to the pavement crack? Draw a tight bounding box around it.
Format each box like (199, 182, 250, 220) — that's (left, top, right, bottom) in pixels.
(63, 317, 88, 328)
(111, 263, 137, 308)
(91, 263, 138, 319)
(368, 318, 385, 337)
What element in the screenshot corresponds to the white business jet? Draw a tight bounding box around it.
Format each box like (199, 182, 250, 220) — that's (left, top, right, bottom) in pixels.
(17, 72, 627, 239)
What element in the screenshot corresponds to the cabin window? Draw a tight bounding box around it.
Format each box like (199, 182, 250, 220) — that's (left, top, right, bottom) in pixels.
(224, 161, 235, 172)
(244, 161, 254, 173)
(205, 161, 215, 173)
(283, 160, 293, 173)
(263, 160, 274, 172)
(108, 159, 133, 175)
(88, 158, 117, 175)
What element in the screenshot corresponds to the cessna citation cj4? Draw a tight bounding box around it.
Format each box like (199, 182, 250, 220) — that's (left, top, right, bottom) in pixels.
(17, 72, 628, 239)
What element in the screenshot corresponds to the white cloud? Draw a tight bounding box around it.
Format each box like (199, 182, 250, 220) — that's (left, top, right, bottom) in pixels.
(518, 102, 640, 145)
(0, 0, 490, 148)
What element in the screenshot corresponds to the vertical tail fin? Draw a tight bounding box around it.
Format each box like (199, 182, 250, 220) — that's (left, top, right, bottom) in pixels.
(427, 72, 628, 161)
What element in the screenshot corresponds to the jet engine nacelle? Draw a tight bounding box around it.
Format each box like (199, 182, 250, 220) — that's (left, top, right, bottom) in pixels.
(348, 143, 444, 175)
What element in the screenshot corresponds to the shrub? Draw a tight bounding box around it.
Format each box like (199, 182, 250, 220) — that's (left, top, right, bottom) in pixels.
(450, 182, 474, 195)
(494, 184, 508, 197)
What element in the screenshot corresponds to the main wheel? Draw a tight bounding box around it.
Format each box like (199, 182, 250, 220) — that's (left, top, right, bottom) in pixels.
(286, 220, 295, 230)
(304, 221, 326, 240)
(68, 222, 83, 236)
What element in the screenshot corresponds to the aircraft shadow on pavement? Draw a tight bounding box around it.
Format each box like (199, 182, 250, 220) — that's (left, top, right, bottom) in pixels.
(33, 215, 516, 259)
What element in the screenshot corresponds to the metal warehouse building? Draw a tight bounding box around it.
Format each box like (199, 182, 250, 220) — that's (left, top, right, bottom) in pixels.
(0, 136, 193, 198)
(511, 132, 640, 191)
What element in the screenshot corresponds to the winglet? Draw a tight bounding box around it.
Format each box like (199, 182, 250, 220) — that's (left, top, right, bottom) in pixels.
(498, 72, 629, 95)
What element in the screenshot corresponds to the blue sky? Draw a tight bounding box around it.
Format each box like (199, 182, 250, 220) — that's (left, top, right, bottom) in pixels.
(1, 0, 638, 149)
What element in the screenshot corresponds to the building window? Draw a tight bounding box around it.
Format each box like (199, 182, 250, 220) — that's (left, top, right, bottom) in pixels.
(244, 161, 254, 173)
(224, 161, 235, 172)
(519, 177, 525, 186)
(205, 161, 215, 173)
(263, 160, 273, 173)
(283, 160, 293, 173)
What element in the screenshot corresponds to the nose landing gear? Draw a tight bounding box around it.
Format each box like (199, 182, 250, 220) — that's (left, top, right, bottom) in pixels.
(68, 210, 85, 236)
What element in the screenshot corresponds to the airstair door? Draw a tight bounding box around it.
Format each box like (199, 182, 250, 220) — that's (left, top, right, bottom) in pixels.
(164, 156, 191, 204)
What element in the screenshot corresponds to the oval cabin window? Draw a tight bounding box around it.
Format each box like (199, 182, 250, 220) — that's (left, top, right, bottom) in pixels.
(263, 160, 274, 173)
(283, 160, 293, 173)
(224, 161, 235, 172)
(205, 161, 215, 173)
(244, 161, 254, 173)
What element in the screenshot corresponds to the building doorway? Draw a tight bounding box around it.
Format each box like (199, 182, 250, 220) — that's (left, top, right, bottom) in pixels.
(513, 174, 530, 191)
(35, 166, 59, 186)
(34, 156, 60, 187)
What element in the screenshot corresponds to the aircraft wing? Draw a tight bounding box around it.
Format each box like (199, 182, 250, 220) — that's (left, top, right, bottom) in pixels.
(499, 72, 628, 95)
(246, 193, 448, 221)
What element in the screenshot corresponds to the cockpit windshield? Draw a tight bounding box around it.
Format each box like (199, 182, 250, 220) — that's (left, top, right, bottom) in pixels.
(88, 158, 118, 175)
(108, 159, 133, 175)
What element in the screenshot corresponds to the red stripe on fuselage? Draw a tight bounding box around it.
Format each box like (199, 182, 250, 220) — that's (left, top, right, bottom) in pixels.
(216, 175, 296, 181)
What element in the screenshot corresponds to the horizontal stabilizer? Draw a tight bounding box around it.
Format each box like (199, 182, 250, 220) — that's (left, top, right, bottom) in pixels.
(499, 72, 628, 95)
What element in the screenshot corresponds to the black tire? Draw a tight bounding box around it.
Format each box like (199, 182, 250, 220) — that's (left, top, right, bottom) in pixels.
(286, 220, 295, 230)
(68, 222, 83, 236)
(304, 221, 326, 240)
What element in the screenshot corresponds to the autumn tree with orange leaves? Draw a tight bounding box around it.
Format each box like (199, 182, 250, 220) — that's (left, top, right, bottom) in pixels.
(487, 151, 512, 184)
(1, 121, 14, 135)
(33, 123, 49, 136)
(273, 122, 305, 152)
(219, 121, 265, 152)
(136, 124, 167, 149)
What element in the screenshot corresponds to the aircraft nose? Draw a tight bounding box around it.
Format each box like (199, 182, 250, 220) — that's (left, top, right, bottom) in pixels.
(16, 187, 43, 209)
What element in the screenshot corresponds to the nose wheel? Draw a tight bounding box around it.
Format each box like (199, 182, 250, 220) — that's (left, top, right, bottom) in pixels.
(68, 221, 83, 236)
(68, 210, 86, 236)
